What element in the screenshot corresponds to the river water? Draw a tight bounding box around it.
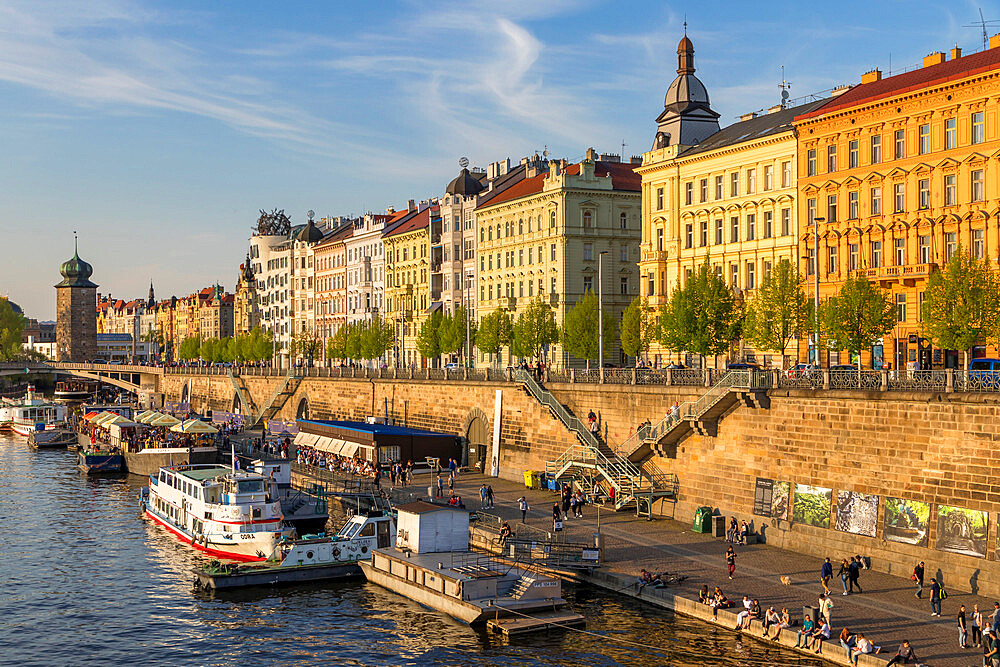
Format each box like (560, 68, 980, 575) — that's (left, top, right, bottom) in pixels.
(0, 435, 821, 666)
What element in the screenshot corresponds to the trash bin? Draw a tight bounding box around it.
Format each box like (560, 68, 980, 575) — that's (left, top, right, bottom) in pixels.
(692, 506, 713, 533)
(712, 514, 726, 538)
(523, 470, 539, 489)
(803, 605, 820, 624)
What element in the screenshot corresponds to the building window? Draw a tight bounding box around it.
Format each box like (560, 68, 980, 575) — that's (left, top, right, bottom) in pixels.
(746, 214, 756, 241)
(518, 249, 523, 266)
(730, 172, 739, 197)
(656, 187, 664, 210)
(896, 293, 906, 322)
(918, 179, 930, 209)
(973, 111, 985, 144)
(747, 169, 756, 193)
(848, 140, 859, 169)
(894, 183, 905, 213)
(715, 219, 723, 245)
(894, 129, 905, 159)
(871, 186, 882, 215)
(763, 165, 773, 191)
(746, 261, 756, 290)
(871, 240, 882, 268)
(699, 179, 708, 203)
(715, 175, 724, 200)
(620, 245, 628, 262)
(781, 209, 790, 236)
(807, 149, 816, 176)
(647, 272, 654, 296)
(918, 124, 930, 154)
(894, 237, 905, 265)
(583, 243, 593, 260)
(828, 246, 838, 274)
(871, 134, 882, 164)
(782, 161, 791, 188)
(850, 243, 859, 271)
(827, 144, 837, 172)
(807, 198, 817, 223)
(620, 277, 628, 295)
(550, 211, 556, 228)
(551, 244, 556, 261)
(848, 190, 859, 219)
(730, 216, 739, 243)
(827, 195, 838, 223)
(973, 229, 985, 259)
(657, 228, 664, 251)
(730, 263, 738, 288)
(685, 182, 693, 206)
(685, 224, 693, 249)
(620, 212, 628, 229)
(945, 118, 956, 150)
(582, 211, 593, 228)
(944, 174, 956, 206)
(945, 232, 957, 262)
(583, 276, 593, 292)
(700, 221, 708, 246)
(919, 235, 930, 263)
(763, 211, 773, 238)
(806, 247, 815, 276)
(972, 169, 985, 202)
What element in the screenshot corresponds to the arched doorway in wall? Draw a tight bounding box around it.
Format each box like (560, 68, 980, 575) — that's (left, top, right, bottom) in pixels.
(231, 393, 241, 414)
(296, 396, 310, 421)
(181, 381, 190, 404)
(463, 408, 490, 471)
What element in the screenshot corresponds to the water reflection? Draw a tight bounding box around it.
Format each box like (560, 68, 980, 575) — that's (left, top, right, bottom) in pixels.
(0, 436, 820, 666)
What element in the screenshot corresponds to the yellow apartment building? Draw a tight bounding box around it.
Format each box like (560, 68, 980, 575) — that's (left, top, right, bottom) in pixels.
(795, 39, 1000, 369)
(383, 205, 435, 368)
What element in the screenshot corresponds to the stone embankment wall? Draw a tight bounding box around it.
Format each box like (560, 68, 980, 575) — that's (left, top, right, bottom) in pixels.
(166, 372, 1000, 598)
(551, 381, 1000, 598)
(160, 374, 579, 482)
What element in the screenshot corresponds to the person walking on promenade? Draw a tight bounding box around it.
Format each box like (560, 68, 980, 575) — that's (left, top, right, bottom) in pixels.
(884, 640, 919, 666)
(912, 560, 924, 598)
(820, 557, 833, 595)
(929, 577, 942, 616)
(561, 486, 571, 520)
(518, 496, 530, 523)
(725, 546, 737, 580)
(486, 485, 494, 509)
(959, 604, 969, 648)
(973, 603, 983, 647)
(435, 474, 444, 498)
(479, 484, 488, 509)
(552, 504, 563, 533)
(838, 557, 851, 595)
(848, 556, 863, 593)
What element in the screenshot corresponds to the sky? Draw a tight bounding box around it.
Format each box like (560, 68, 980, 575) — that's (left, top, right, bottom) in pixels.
(0, 0, 991, 319)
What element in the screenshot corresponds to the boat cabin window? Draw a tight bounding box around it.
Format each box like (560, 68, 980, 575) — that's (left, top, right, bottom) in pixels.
(159, 471, 166, 483)
(359, 522, 375, 537)
(237, 480, 263, 494)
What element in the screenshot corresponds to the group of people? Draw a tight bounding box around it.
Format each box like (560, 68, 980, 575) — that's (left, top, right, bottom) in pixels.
(295, 446, 387, 481)
(726, 517, 752, 545)
(819, 555, 867, 596)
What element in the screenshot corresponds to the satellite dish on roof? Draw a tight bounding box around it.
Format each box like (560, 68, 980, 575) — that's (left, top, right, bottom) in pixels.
(307, 210, 315, 221)
(781, 90, 789, 100)
(458, 157, 469, 169)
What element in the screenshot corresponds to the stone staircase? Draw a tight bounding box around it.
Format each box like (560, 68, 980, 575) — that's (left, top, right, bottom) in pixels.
(226, 368, 257, 417)
(615, 369, 772, 464)
(513, 369, 677, 515)
(238, 369, 303, 427)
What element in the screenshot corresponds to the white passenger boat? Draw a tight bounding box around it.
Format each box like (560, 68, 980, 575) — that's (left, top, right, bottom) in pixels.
(4, 386, 68, 437)
(141, 462, 293, 561)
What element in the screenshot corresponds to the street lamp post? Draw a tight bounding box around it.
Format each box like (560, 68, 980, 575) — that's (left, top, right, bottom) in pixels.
(813, 217, 825, 366)
(598, 251, 608, 374)
(465, 271, 473, 368)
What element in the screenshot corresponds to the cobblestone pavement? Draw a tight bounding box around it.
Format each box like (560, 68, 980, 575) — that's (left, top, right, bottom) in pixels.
(436, 470, 994, 667)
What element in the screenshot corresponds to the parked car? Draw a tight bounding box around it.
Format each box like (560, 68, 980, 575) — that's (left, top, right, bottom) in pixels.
(726, 362, 760, 370)
(786, 363, 818, 379)
(829, 364, 857, 372)
(444, 363, 460, 370)
(969, 358, 1000, 388)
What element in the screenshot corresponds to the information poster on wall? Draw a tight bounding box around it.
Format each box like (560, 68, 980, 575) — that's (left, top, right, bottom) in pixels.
(883, 497, 930, 547)
(835, 491, 879, 537)
(753, 478, 773, 517)
(771, 481, 790, 521)
(936, 505, 988, 558)
(793, 484, 832, 528)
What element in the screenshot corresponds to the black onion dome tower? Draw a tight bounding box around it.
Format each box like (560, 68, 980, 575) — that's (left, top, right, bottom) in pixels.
(652, 31, 721, 149)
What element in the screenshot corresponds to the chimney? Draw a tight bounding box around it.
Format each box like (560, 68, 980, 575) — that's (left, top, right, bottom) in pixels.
(991, 33, 1000, 49)
(767, 104, 782, 114)
(501, 158, 510, 175)
(923, 52, 946, 67)
(549, 159, 561, 176)
(386, 206, 395, 214)
(407, 199, 416, 211)
(951, 46, 962, 60)
(861, 69, 882, 84)
(585, 147, 597, 162)
(739, 112, 757, 121)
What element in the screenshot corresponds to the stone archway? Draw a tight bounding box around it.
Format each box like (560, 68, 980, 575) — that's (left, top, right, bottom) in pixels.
(181, 381, 190, 404)
(231, 393, 241, 414)
(462, 407, 491, 471)
(295, 396, 310, 420)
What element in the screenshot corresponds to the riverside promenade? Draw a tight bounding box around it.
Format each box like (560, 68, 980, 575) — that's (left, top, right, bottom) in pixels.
(440, 470, 990, 667)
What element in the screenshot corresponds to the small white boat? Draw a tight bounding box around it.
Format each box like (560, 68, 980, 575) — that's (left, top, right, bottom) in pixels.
(5, 386, 68, 437)
(141, 462, 292, 561)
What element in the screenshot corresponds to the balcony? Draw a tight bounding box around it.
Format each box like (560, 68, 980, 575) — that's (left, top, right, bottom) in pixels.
(506, 297, 517, 310)
(642, 249, 669, 262)
(856, 262, 937, 285)
(547, 293, 559, 307)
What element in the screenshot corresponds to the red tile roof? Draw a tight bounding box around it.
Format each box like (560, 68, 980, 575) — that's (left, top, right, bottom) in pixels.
(382, 206, 435, 238)
(477, 161, 639, 210)
(796, 47, 1000, 121)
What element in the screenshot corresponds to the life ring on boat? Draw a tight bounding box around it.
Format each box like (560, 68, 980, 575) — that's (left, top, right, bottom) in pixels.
(332, 547, 341, 559)
(360, 545, 368, 554)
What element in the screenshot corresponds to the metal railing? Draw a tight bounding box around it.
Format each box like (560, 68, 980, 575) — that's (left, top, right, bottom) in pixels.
(515, 369, 602, 452)
(829, 369, 882, 390)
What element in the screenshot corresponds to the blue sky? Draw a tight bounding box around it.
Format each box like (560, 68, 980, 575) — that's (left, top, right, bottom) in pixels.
(1, 0, 990, 318)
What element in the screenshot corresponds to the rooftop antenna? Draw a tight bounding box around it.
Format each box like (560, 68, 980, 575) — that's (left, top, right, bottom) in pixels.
(458, 156, 469, 169)
(542, 145, 549, 159)
(779, 66, 791, 108)
(621, 140, 628, 157)
(964, 8, 1000, 50)
(73, 229, 78, 255)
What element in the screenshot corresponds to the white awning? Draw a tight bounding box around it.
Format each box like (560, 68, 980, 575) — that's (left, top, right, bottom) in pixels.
(327, 438, 347, 455)
(340, 441, 360, 458)
(293, 432, 313, 448)
(312, 435, 333, 452)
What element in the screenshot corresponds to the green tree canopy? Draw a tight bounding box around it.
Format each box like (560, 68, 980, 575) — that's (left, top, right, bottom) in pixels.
(821, 274, 896, 368)
(742, 259, 813, 367)
(416, 310, 443, 361)
(657, 260, 742, 362)
(476, 309, 512, 364)
(439, 306, 471, 356)
(619, 296, 656, 361)
(289, 330, 322, 361)
(921, 248, 1000, 367)
(560, 290, 616, 367)
(511, 297, 559, 362)
(361, 315, 394, 360)
(247, 327, 274, 361)
(326, 325, 348, 361)
(0, 298, 26, 361)
(178, 336, 201, 360)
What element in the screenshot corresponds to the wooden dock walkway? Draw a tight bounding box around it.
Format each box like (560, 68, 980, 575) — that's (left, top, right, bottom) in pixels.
(486, 610, 585, 636)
